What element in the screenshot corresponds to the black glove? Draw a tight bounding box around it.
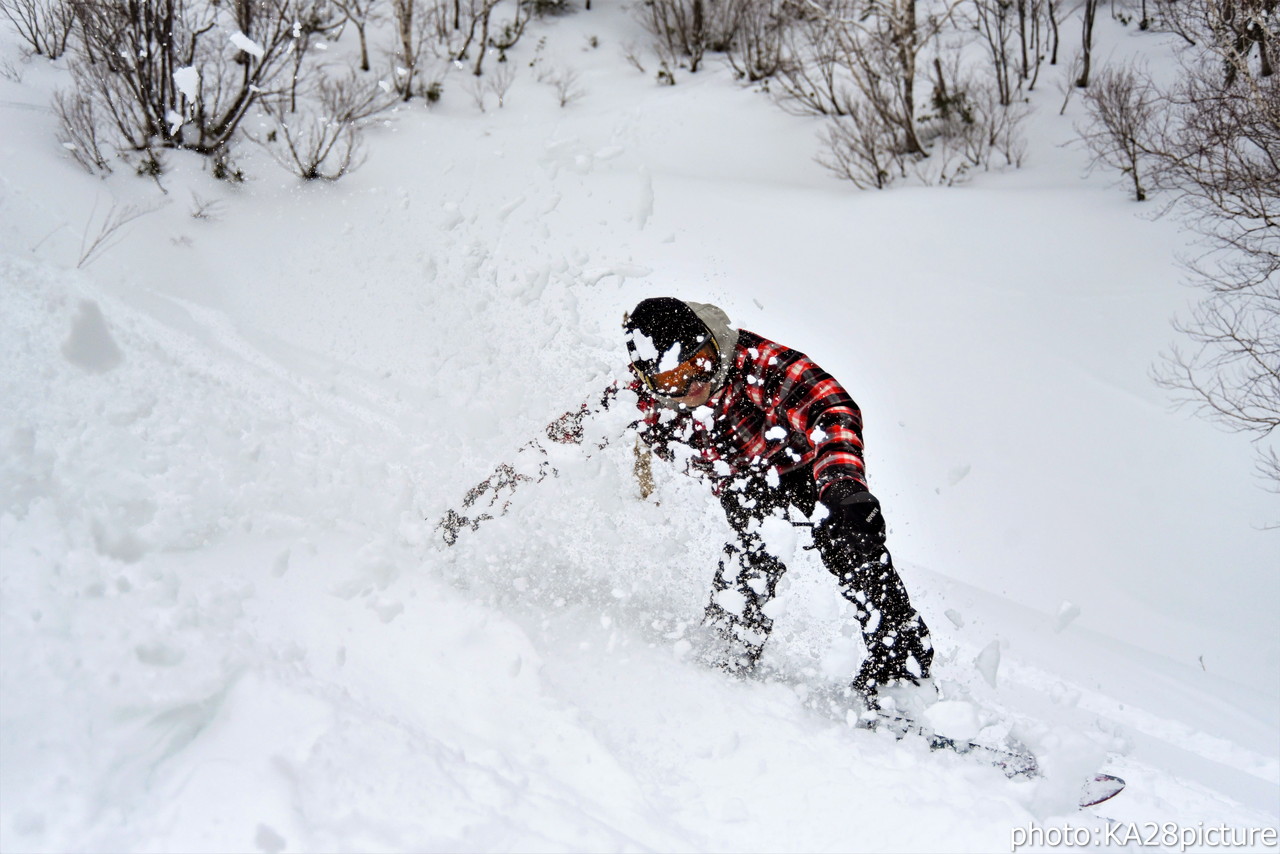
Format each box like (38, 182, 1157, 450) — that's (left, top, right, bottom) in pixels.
(817, 481, 886, 551)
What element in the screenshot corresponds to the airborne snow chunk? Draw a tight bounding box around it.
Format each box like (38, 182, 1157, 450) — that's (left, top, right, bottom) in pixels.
(230, 31, 265, 58)
(173, 66, 200, 101)
(922, 700, 982, 741)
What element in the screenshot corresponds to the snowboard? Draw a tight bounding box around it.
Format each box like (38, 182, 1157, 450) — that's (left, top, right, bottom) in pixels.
(866, 707, 1126, 808)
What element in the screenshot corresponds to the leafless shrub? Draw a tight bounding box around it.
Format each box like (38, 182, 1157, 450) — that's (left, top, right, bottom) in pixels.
(525, 0, 573, 15)
(796, 0, 1031, 189)
(727, 0, 787, 82)
(322, 65, 400, 124)
(969, 0, 1017, 105)
(1161, 83, 1279, 295)
(915, 69, 1029, 183)
(262, 109, 364, 180)
(283, 0, 346, 113)
(255, 69, 390, 179)
(1161, 291, 1279, 487)
(77, 199, 161, 268)
(622, 40, 648, 73)
(66, 0, 302, 162)
(484, 60, 516, 106)
(391, 0, 438, 100)
(955, 84, 1027, 170)
(773, 14, 853, 116)
(1078, 62, 1163, 200)
(53, 88, 112, 174)
(653, 39, 680, 84)
(837, 2, 935, 154)
(816, 102, 909, 189)
(640, 0, 741, 73)
(1152, 0, 1275, 82)
(1058, 50, 1083, 113)
(0, 56, 25, 82)
(1139, 0, 1280, 487)
(188, 191, 225, 220)
(465, 73, 488, 110)
(422, 76, 444, 101)
(1154, 70, 1279, 417)
(777, 0, 963, 155)
(427, 0, 511, 77)
(1066, 20, 1275, 481)
(545, 66, 585, 106)
(0, 0, 75, 59)
(487, 1, 532, 64)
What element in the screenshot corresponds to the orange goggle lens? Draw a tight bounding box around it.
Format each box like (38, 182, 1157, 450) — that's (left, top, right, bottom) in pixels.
(637, 341, 718, 397)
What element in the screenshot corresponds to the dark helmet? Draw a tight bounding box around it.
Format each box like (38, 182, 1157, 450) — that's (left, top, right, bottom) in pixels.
(623, 297, 716, 378)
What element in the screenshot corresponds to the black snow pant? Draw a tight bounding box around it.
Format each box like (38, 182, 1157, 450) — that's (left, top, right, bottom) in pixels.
(703, 464, 933, 694)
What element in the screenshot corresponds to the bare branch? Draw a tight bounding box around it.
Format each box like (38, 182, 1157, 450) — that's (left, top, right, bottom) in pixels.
(77, 199, 163, 268)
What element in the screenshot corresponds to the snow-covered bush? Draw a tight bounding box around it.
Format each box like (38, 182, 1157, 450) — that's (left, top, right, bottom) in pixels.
(61, 0, 302, 167)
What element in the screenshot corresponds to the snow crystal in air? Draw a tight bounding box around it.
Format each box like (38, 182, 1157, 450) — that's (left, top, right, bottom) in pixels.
(656, 343, 680, 372)
(628, 329, 659, 363)
(758, 513, 799, 562)
(61, 300, 123, 373)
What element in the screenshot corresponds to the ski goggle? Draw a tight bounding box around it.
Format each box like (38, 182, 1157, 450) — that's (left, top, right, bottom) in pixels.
(633, 339, 719, 398)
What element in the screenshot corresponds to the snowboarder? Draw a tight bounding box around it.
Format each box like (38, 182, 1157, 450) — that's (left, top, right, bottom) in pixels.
(623, 297, 933, 701)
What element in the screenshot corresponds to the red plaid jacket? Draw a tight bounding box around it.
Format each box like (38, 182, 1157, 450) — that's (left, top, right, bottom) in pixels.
(633, 329, 867, 499)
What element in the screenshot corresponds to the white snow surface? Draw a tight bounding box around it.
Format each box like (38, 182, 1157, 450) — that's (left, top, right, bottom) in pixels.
(1, 5, 1277, 853)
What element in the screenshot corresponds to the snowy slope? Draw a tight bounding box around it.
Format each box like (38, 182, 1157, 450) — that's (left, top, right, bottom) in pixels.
(2, 3, 1277, 852)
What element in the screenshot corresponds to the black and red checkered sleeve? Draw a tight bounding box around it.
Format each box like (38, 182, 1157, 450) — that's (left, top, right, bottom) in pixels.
(743, 338, 868, 499)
